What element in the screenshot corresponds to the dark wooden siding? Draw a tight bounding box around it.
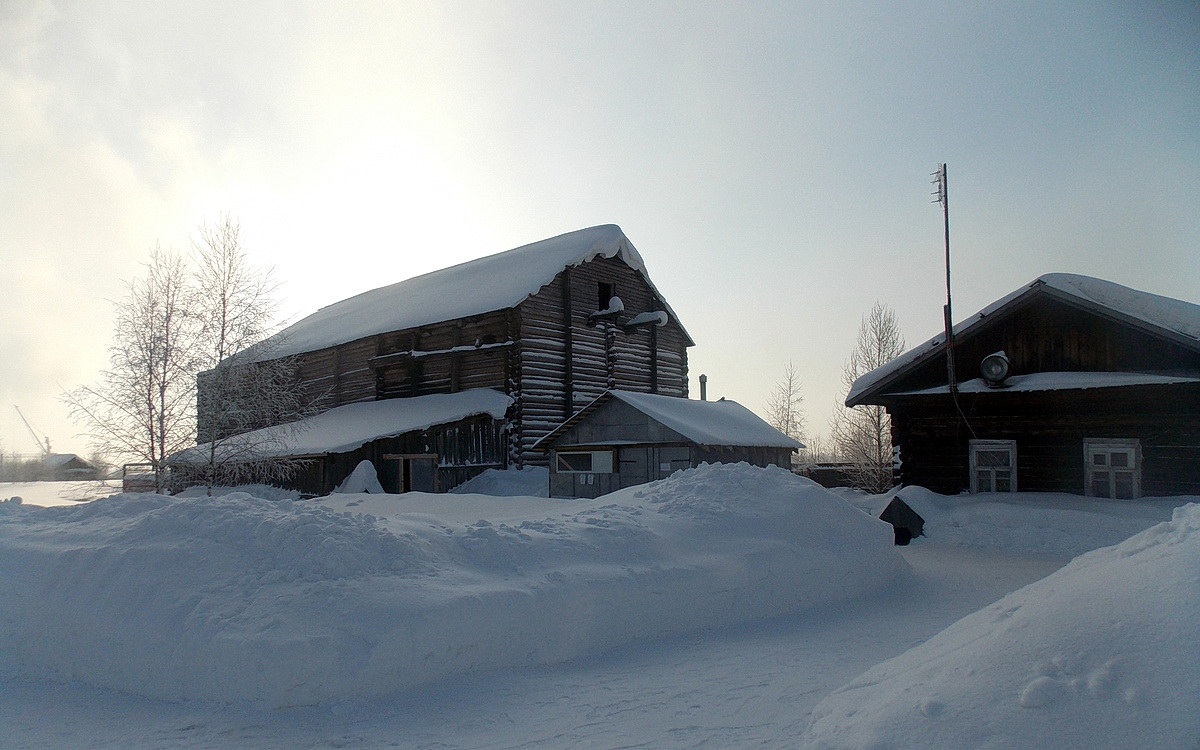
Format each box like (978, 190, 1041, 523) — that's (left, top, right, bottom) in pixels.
(889, 296, 1200, 395)
(890, 382, 1200, 496)
(286, 414, 507, 495)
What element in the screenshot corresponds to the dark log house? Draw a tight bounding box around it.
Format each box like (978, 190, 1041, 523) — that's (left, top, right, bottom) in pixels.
(848, 274, 1200, 498)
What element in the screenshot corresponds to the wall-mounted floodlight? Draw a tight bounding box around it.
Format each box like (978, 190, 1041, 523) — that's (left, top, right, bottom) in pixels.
(981, 351, 1010, 387)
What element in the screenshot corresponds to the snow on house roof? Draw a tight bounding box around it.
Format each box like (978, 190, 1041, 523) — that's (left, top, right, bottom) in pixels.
(42, 453, 90, 469)
(176, 389, 512, 461)
(539, 390, 804, 450)
(890, 371, 1200, 396)
(847, 273, 1200, 406)
(251, 224, 683, 361)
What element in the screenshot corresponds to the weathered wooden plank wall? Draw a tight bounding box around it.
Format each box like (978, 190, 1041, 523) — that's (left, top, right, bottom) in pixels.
(893, 297, 1200, 394)
(283, 414, 507, 495)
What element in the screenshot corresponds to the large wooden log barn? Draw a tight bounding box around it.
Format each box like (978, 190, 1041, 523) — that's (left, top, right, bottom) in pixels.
(185, 225, 797, 495)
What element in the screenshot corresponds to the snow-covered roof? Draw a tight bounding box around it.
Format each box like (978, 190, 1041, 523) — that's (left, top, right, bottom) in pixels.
(250, 225, 687, 361)
(890, 371, 1200, 396)
(176, 389, 512, 460)
(538, 389, 804, 450)
(847, 273, 1200, 406)
(42, 453, 90, 469)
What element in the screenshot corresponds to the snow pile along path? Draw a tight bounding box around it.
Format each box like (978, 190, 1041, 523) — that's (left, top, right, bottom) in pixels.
(802, 502, 1200, 750)
(449, 465, 549, 496)
(848, 487, 1180, 558)
(0, 463, 905, 707)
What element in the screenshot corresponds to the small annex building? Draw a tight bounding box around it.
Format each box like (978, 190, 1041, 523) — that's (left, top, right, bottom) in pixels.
(535, 389, 804, 498)
(42, 454, 98, 481)
(176, 390, 512, 494)
(183, 225, 694, 495)
(848, 274, 1200, 498)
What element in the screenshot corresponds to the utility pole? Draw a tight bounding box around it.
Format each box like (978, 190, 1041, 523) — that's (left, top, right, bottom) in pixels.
(932, 164, 957, 395)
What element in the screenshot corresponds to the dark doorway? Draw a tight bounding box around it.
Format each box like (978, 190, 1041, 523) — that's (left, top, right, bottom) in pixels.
(382, 454, 439, 493)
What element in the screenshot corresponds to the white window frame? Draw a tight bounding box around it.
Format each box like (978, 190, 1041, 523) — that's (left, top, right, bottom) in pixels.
(969, 439, 1017, 493)
(555, 450, 615, 474)
(1084, 439, 1141, 499)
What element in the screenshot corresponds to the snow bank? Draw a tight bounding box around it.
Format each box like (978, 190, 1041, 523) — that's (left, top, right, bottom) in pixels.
(847, 487, 1181, 558)
(0, 463, 904, 707)
(803, 503, 1200, 750)
(449, 466, 549, 496)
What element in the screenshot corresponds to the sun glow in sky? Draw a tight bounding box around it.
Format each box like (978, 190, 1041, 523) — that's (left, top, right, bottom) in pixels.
(1, 1, 1197, 459)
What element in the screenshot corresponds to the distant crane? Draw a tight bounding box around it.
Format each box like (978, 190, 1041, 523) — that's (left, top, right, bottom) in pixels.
(14, 405, 51, 457)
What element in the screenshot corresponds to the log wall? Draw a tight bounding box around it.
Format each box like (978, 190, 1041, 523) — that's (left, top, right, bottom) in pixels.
(890, 383, 1200, 496)
(514, 256, 690, 463)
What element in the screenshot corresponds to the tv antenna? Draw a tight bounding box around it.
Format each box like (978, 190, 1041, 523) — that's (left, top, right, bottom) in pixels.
(932, 164, 957, 395)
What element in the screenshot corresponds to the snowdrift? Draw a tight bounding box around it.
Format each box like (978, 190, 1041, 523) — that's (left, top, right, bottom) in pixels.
(846, 487, 1180, 558)
(803, 503, 1200, 750)
(449, 465, 549, 496)
(0, 463, 905, 706)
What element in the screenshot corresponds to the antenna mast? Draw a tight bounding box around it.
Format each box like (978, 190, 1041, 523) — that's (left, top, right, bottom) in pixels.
(932, 164, 957, 395)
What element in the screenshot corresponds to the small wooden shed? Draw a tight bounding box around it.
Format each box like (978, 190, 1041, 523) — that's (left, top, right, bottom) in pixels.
(42, 454, 98, 481)
(535, 390, 803, 498)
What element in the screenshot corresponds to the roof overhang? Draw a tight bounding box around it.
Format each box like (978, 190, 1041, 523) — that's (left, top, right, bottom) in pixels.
(172, 389, 513, 464)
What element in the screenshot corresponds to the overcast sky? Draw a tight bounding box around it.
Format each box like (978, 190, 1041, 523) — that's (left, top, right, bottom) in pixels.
(2, 1, 1197, 460)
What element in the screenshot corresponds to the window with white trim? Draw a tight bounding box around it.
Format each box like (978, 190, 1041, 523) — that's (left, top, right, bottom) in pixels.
(969, 440, 1017, 493)
(555, 450, 614, 474)
(1084, 439, 1141, 499)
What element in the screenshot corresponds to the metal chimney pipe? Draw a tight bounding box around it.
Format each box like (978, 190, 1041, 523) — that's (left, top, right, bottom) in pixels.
(699, 374, 708, 401)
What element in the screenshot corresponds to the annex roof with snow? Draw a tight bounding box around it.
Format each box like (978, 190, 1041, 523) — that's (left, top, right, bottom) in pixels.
(536, 390, 803, 499)
(847, 273, 1200, 498)
(253, 224, 691, 361)
(537, 390, 804, 450)
(180, 389, 512, 460)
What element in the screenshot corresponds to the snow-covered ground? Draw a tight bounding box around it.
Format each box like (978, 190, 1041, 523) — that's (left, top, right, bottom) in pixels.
(1, 466, 1195, 749)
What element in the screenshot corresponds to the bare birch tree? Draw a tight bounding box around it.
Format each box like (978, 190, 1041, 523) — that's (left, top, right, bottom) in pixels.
(765, 361, 806, 452)
(64, 216, 313, 495)
(831, 302, 905, 493)
(65, 248, 199, 492)
(193, 216, 276, 363)
(188, 215, 313, 493)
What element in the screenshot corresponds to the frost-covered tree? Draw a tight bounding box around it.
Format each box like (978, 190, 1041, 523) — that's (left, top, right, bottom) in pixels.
(64, 217, 312, 495)
(65, 248, 200, 492)
(765, 361, 806, 448)
(831, 302, 905, 493)
(192, 216, 276, 364)
(188, 216, 313, 494)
